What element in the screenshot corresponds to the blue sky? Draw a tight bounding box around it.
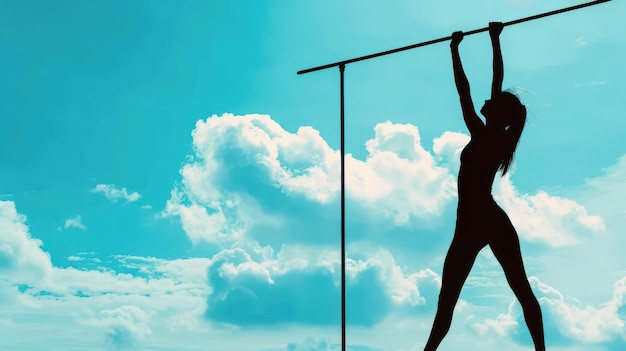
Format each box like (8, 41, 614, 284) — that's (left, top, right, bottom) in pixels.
(0, 0, 625, 350)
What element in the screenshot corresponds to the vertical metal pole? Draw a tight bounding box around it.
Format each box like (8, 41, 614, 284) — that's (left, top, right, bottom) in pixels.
(339, 63, 346, 351)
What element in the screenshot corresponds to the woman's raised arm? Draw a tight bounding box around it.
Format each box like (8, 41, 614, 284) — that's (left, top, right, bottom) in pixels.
(451, 31, 484, 135)
(489, 22, 504, 99)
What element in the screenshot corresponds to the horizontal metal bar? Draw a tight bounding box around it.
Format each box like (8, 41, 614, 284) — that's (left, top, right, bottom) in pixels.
(297, 0, 611, 75)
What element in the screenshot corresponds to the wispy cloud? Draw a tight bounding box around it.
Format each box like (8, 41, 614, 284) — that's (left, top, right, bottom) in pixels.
(92, 184, 140, 203)
(287, 337, 342, 351)
(574, 80, 608, 88)
(58, 215, 87, 231)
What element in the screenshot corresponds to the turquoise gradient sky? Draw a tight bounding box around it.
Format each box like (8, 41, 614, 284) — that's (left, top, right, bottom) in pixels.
(1, 1, 625, 350)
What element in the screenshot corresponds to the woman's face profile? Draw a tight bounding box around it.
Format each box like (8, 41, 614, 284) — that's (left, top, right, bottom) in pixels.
(481, 96, 513, 130)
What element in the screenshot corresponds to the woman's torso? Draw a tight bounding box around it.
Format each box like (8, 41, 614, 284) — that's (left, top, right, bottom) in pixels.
(457, 130, 504, 209)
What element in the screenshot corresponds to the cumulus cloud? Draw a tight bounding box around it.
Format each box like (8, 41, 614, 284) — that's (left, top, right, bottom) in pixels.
(164, 113, 602, 252)
(0, 200, 53, 280)
(58, 215, 86, 231)
(356, 122, 457, 225)
(92, 184, 141, 203)
(346, 248, 441, 308)
(2, 112, 624, 349)
(163, 114, 459, 248)
(432, 131, 470, 175)
(1, 115, 609, 347)
(206, 243, 340, 326)
(161, 189, 250, 247)
(101, 305, 153, 350)
(205, 241, 440, 327)
(530, 276, 626, 344)
(493, 174, 605, 247)
(470, 276, 626, 346)
(424, 121, 607, 249)
(154, 113, 610, 334)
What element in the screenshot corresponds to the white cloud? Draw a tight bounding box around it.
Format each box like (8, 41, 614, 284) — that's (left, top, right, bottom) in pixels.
(577, 154, 626, 218)
(574, 80, 608, 88)
(92, 184, 141, 203)
(0, 200, 53, 280)
(3, 198, 207, 300)
(493, 172, 605, 247)
(356, 121, 457, 225)
(469, 300, 519, 337)
(166, 113, 603, 251)
(161, 190, 249, 246)
(287, 337, 341, 351)
(187, 113, 340, 205)
(163, 114, 459, 247)
(99, 305, 153, 350)
(469, 276, 626, 345)
(531, 276, 626, 343)
(1, 116, 613, 349)
(60, 215, 86, 231)
(432, 131, 470, 175)
(0, 200, 217, 349)
(205, 240, 441, 327)
(140, 204, 153, 210)
(576, 36, 588, 47)
(346, 248, 441, 307)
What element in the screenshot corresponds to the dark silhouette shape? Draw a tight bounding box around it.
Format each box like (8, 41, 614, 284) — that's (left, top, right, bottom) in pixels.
(423, 23, 545, 351)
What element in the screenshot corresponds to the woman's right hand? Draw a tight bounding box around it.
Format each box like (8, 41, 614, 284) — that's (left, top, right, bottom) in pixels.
(450, 31, 464, 48)
(489, 22, 504, 38)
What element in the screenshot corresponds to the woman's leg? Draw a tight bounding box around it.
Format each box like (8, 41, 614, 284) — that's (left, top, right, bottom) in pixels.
(424, 235, 482, 351)
(489, 219, 545, 351)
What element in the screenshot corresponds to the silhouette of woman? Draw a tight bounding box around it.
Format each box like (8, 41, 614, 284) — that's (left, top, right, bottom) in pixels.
(423, 22, 545, 351)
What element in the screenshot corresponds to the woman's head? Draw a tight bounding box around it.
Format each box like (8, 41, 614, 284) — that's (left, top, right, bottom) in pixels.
(481, 91, 527, 175)
(481, 91, 525, 130)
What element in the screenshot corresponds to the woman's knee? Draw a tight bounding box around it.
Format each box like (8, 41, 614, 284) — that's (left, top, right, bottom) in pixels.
(511, 282, 539, 305)
(437, 288, 462, 311)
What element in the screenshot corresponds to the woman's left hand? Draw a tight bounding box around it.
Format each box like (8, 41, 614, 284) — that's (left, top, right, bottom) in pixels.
(451, 31, 464, 48)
